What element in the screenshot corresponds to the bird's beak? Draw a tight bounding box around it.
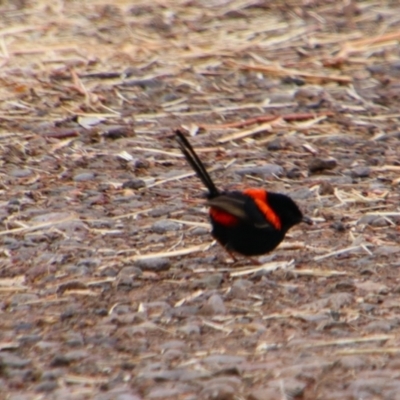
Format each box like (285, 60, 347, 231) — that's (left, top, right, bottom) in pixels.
(302, 216, 313, 225)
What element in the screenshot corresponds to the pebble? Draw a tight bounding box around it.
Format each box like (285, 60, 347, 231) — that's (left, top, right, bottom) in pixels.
(41, 369, 64, 381)
(308, 157, 337, 173)
(351, 166, 371, 178)
(200, 294, 226, 315)
(248, 388, 281, 400)
(18, 334, 42, 344)
(191, 273, 223, 289)
(190, 227, 209, 236)
(159, 340, 185, 350)
(330, 221, 346, 232)
(151, 220, 181, 233)
(375, 245, 400, 255)
(10, 168, 32, 178)
(229, 279, 253, 299)
(122, 179, 146, 189)
(145, 233, 167, 243)
(64, 332, 84, 347)
(319, 180, 334, 195)
(270, 378, 306, 397)
(339, 355, 366, 370)
(290, 187, 314, 200)
(364, 320, 392, 333)
(148, 206, 177, 218)
(10, 293, 39, 306)
(117, 276, 136, 290)
(357, 214, 380, 225)
(162, 349, 183, 361)
(286, 167, 302, 179)
(146, 385, 193, 399)
(235, 164, 284, 177)
(135, 257, 171, 272)
(266, 139, 284, 151)
(73, 172, 95, 181)
(119, 266, 143, 277)
(177, 324, 201, 335)
(203, 354, 246, 365)
(35, 341, 60, 351)
(200, 383, 236, 400)
(49, 354, 71, 367)
(328, 292, 354, 309)
(0, 353, 31, 368)
(34, 381, 58, 393)
(355, 281, 388, 294)
(66, 349, 89, 361)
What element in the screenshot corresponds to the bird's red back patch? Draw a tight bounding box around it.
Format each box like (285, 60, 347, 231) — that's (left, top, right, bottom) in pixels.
(209, 208, 239, 227)
(243, 189, 282, 230)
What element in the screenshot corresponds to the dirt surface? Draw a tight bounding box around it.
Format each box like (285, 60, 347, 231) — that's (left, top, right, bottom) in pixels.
(1, 1, 400, 399)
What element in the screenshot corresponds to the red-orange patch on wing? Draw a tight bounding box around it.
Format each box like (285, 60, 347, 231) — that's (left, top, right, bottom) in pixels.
(209, 207, 239, 227)
(243, 188, 281, 230)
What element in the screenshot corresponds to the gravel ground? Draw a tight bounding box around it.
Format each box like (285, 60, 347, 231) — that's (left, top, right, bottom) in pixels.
(1, 1, 400, 399)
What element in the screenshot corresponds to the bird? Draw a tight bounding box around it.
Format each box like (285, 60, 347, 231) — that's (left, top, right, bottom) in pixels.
(175, 129, 312, 261)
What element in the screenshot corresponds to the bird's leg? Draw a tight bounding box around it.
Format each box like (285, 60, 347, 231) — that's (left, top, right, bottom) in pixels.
(248, 257, 262, 266)
(225, 249, 238, 263)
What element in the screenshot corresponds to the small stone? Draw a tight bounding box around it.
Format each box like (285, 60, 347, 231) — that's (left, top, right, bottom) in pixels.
(330, 221, 346, 232)
(364, 320, 392, 333)
(73, 172, 95, 181)
(375, 245, 400, 255)
(281, 378, 307, 397)
(133, 158, 150, 169)
(169, 306, 199, 318)
(203, 354, 246, 365)
(10, 168, 32, 178)
(117, 276, 135, 289)
(249, 388, 281, 400)
(339, 355, 366, 370)
(229, 279, 253, 299)
(190, 227, 209, 236)
(308, 158, 337, 173)
(34, 381, 58, 393)
(148, 206, 176, 218)
(328, 292, 353, 309)
(357, 214, 379, 225)
(290, 187, 314, 200)
(135, 257, 171, 272)
(319, 181, 334, 195)
(177, 324, 200, 335)
(151, 220, 181, 233)
(119, 266, 142, 277)
(49, 355, 70, 367)
(286, 167, 302, 179)
(10, 293, 39, 306)
(41, 369, 63, 381)
(235, 164, 284, 177)
(351, 166, 371, 178)
(192, 273, 223, 289)
(162, 349, 183, 362)
(18, 334, 42, 344)
(355, 281, 388, 294)
(122, 179, 146, 189)
(63, 350, 89, 362)
(267, 139, 284, 151)
(200, 294, 227, 315)
(64, 332, 84, 347)
(0, 353, 31, 368)
(200, 383, 236, 400)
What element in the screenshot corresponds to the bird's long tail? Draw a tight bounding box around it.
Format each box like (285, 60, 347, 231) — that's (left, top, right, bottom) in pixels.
(175, 130, 219, 198)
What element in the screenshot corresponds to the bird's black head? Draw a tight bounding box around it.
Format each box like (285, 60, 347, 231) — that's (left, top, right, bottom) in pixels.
(267, 192, 310, 232)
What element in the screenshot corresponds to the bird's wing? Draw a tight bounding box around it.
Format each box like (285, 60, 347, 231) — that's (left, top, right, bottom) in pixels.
(206, 195, 274, 229)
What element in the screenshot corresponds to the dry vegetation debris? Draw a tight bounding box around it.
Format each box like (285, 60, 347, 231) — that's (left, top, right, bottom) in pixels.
(0, 0, 400, 399)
